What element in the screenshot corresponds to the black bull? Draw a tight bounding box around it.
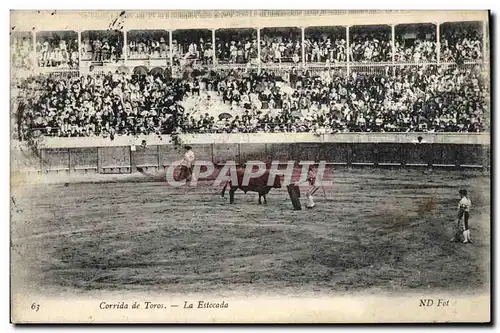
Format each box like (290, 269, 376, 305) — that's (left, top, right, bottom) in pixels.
(221, 169, 282, 204)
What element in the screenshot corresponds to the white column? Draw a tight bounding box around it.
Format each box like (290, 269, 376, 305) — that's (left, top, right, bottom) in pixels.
(32, 30, 37, 71)
(169, 30, 173, 66)
(257, 28, 261, 67)
(391, 24, 395, 77)
(483, 21, 487, 62)
(77, 30, 82, 66)
(301, 26, 305, 67)
(123, 30, 128, 63)
(391, 24, 395, 63)
(346, 26, 350, 76)
(212, 28, 216, 65)
(436, 22, 440, 64)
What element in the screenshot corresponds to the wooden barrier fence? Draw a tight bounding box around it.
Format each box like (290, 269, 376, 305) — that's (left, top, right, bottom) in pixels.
(15, 141, 490, 174)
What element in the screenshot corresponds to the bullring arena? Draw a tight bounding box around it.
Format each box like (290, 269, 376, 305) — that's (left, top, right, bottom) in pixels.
(10, 10, 490, 300)
(11, 133, 491, 297)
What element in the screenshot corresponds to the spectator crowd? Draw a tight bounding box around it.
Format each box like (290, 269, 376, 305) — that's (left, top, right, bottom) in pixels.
(11, 23, 487, 140)
(174, 37, 215, 65)
(394, 34, 437, 62)
(216, 36, 257, 64)
(304, 35, 347, 63)
(194, 65, 486, 134)
(16, 72, 189, 139)
(350, 31, 392, 62)
(36, 37, 79, 69)
(11, 24, 484, 71)
(440, 27, 483, 62)
(15, 62, 487, 140)
(128, 34, 169, 59)
(81, 34, 124, 63)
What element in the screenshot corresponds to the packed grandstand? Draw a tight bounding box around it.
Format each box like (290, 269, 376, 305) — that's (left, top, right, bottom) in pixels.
(10, 11, 489, 140)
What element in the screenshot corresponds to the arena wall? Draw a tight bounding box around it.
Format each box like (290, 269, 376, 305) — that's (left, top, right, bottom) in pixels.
(12, 133, 490, 174)
(36, 132, 490, 148)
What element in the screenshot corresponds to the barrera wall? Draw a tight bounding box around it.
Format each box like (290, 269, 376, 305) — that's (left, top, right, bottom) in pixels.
(13, 133, 491, 174)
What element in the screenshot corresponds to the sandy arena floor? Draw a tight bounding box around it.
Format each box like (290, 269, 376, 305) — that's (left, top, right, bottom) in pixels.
(11, 168, 490, 297)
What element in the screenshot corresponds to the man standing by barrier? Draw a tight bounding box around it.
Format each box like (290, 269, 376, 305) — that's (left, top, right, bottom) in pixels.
(179, 145, 196, 182)
(289, 164, 320, 209)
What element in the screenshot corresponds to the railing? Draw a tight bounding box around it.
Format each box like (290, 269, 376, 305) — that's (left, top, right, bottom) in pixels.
(19, 124, 489, 143)
(45, 132, 490, 145)
(14, 59, 486, 80)
(38, 69, 81, 79)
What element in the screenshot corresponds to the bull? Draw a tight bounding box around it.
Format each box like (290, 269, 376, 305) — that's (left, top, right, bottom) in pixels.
(221, 168, 282, 204)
